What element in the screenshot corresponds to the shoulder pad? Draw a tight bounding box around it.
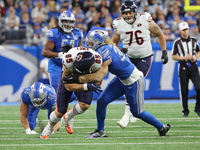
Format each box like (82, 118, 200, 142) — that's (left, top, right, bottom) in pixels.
(139, 12, 152, 22)
(46, 28, 59, 38)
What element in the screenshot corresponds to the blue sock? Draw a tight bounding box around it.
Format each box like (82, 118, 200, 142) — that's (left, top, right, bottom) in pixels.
(133, 110, 163, 130)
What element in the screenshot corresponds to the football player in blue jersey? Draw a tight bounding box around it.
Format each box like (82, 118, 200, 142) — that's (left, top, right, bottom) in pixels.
(63, 27, 171, 138)
(20, 82, 61, 134)
(42, 10, 83, 94)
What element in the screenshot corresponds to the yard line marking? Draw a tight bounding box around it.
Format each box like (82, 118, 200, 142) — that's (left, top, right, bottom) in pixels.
(0, 118, 199, 123)
(0, 142, 200, 147)
(1, 136, 200, 141)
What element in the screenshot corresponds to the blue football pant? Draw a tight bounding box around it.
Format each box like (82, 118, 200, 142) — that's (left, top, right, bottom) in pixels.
(96, 76, 163, 131)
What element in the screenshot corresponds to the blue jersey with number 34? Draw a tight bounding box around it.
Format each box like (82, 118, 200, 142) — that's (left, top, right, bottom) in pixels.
(96, 44, 136, 80)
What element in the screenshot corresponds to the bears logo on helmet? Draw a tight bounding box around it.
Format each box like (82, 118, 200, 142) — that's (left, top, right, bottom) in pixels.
(73, 51, 95, 74)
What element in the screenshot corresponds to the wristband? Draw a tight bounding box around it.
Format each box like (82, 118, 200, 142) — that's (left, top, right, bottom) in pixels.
(83, 83, 88, 91)
(56, 52, 63, 59)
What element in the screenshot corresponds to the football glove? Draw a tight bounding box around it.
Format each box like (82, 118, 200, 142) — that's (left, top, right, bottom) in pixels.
(56, 44, 72, 59)
(84, 83, 102, 94)
(25, 128, 38, 134)
(60, 44, 72, 53)
(63, 74, 79, 83)
(120, 48, 128, 54)
(161, 50, 168, 64)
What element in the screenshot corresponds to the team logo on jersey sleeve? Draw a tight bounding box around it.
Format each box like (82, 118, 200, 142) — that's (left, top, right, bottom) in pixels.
(46, 30, 54, 38)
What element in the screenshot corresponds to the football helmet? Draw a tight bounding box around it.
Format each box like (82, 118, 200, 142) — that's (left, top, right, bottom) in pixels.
(120, 0, 137, 24)
(29, 82, 47, 108)
(85, 27, 108, 51)
(58, 11, 75, 33)
(73, 51, 95, 74)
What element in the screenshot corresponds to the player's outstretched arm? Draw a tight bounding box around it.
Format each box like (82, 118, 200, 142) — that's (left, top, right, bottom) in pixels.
(149, 21, 168, 64)
(79, 59, 111, 83)
(20, 101, 38, 134)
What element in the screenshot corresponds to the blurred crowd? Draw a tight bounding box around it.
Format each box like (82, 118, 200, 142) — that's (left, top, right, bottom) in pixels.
(0, 0, 200, 45)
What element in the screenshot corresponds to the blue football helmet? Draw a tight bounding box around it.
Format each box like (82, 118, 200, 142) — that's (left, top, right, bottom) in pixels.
(29, 82, 47, 108)
(120, 0, 137, 24)
(85, 27, 109, 51)
(73, 51, 95, 74)
(58, 11, 75, 33)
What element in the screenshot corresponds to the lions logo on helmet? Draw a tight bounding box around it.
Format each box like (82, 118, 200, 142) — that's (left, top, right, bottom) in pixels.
(73, 51, 95, 74)
(58, 11, 75, 33)
(85, 27, 109, 51)
(29, 82, 47, 108)
(120, 0, 137, 24)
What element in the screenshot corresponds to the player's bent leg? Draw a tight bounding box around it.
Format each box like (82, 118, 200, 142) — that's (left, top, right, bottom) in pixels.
(132, 110, 171, 136)
(64, 102, 87, 134)
(40, 111, 62, 139)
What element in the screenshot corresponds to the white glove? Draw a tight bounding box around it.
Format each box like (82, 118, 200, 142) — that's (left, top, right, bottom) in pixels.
(56, 52, 64, 59)
(25, 128, 38, 134)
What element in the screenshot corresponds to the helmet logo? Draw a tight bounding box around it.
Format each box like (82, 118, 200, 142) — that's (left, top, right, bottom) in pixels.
(93, 33, 103, 43)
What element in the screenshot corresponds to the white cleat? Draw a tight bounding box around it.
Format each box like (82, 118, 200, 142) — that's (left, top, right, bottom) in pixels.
(117, 115, 129, 129)
(130, 114, 137, 123)
(40, 125, 53, 139)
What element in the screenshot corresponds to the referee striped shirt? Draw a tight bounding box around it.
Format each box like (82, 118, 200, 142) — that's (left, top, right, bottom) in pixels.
(171, 36, 200, 57)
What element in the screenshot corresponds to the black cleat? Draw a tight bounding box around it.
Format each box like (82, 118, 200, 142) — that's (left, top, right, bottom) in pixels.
(85, 130, 107, 138)
(158, 123, 171, 136)
(182, 112, 189, 117)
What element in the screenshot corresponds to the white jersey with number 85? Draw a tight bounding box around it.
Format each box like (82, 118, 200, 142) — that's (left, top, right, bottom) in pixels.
(62, 47, 102, 73)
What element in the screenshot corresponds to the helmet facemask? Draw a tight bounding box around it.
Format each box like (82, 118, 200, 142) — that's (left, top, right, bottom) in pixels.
(85, 28, 108, 51)
(58, 11, 75, 33)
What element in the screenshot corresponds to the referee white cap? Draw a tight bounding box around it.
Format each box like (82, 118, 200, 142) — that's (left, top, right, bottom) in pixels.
(179, 22, 189, 30)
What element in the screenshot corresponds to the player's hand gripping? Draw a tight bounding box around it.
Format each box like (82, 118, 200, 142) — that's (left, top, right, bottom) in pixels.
(161, 50, 168, 64)
(120, 48, 128, 54)
(57, 44, 72, 59)
(85, 83, 102, 94)
(63, 74, 79, 83)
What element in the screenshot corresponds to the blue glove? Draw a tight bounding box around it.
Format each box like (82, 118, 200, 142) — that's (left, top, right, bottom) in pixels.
(63, 74, 79, 83)
(85, 83, 102, 94)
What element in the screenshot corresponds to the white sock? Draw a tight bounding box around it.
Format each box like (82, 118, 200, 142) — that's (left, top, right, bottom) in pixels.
(48, 111, 61, 128)
(124, 102, 131, 117)
(67, 103, 85, 119)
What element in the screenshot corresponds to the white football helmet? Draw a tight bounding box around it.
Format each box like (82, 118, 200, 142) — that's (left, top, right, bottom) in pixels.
(85, 27, 109, 51)
(58, 11, 75, 33)
(29, 82, 47, 108)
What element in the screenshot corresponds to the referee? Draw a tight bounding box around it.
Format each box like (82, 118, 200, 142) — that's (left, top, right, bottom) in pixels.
(172, 22, 200, 117)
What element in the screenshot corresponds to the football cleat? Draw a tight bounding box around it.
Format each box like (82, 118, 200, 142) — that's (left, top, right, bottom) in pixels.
(117, 115, 129, 128)
(85, 130, 107, 138)
(130, 114, 137, 123)
(158, 123, 171, 136)
(63, 108, 73, 134)
(40, 125, 53, 139)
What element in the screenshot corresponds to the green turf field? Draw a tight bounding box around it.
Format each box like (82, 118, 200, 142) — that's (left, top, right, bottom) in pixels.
(0, 102, 200, 150)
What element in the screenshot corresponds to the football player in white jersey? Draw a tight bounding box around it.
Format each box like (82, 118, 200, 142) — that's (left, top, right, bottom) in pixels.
(112, 1, 168, 128)
(40, 48, 102, 139)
